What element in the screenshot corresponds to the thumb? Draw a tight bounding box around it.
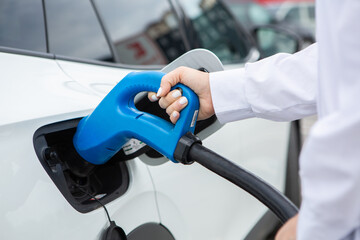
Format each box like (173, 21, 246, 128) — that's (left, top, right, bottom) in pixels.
(157, 67, 190, 97)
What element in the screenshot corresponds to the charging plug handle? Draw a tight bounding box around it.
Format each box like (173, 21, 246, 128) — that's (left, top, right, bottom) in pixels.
(73, 71, 199, 165)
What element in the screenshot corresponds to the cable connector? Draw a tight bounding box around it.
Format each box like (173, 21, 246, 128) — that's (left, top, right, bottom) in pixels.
(174, 132, 202, 165)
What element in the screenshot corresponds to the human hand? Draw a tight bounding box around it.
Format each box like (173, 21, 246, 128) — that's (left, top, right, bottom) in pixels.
(148, 66, 214, 124)
(275, 214, 298, 240)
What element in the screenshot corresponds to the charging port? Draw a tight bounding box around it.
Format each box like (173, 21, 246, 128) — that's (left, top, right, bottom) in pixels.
(33, 118, 129, 213)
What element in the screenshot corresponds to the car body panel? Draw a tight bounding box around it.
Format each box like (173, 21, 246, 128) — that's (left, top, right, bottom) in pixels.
(52, 50, 290, 239)
(55, 59, 132, 97)
(0, 52, 160, 240)
(146, 119, 289, 239)
(0, 50, 291, 239)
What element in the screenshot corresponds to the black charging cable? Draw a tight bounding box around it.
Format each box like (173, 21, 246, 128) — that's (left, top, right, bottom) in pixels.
(76, 186, 112, 223)
(174, 132, 299, 224)
(75, 186, 127, 240)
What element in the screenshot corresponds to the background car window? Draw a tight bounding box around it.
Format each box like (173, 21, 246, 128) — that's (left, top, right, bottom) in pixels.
(255, 27, 298, 58)
(94, 0, 186, 65)
(225, 2, 271, 27)
(178, 0, 252, 64)
(0, 0, 46, 52)
(45, 0, 113, 61)
(308, 5, 315, 20)
(284, 7, 300, 23)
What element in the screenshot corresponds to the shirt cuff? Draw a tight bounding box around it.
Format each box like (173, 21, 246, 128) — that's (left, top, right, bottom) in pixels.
(209, 68, 255, 124)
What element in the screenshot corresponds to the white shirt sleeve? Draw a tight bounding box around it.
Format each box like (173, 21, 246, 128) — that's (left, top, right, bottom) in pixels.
(298, 1, 360, 239)
(209, 43, 318, 123)
(209, 1, 360, 238)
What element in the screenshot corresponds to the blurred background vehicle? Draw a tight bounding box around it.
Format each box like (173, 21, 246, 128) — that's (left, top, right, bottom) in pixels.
(269, 1, 315, 44)
(222, 0, 315, 47)
(0, 0, 312, 239)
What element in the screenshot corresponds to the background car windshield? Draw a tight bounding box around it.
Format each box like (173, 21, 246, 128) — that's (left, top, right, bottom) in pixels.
(0, 0, 46, 52)
(223, 1, 271, 27)
(178, 0, 253, 64)
(45, 0, 114, 61)
(94, 0, 187, 65)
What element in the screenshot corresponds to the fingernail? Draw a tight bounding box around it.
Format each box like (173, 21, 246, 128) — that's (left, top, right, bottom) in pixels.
(179, 97, 187, 105)
(156, 87, 162, 97)
(172, 90, 181, 98)
(172, 111, 179, 118)
(151, 94, 158, 102)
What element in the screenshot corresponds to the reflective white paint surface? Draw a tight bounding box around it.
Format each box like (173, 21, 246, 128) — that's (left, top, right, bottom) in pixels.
(0, 51, 289, 239)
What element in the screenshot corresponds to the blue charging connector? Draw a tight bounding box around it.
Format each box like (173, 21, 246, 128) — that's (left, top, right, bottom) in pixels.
(73, 71, 199, 165)
(72, 71, 299, 224)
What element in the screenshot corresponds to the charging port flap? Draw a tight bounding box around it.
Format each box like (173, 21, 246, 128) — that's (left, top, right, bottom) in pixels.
(33, 118, 130, 213)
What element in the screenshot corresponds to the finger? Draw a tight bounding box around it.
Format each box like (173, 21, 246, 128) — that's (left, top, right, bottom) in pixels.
(147, 92, 159, 102)
(170, 111, 180, 124)
(157, 67, 188, 97)
(158, 89, 182, 109)
(165, 96, 188, 116)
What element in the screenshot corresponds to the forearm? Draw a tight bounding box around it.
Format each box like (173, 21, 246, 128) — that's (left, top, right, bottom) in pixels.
(209, 43, 318, 123)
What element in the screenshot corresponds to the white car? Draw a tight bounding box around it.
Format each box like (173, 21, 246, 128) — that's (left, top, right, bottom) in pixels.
(0, 0, 301, 239)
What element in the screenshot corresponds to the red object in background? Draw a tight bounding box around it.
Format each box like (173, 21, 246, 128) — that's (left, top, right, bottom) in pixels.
(256, 0, 314, 4)
(127, 42, 146, 60)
